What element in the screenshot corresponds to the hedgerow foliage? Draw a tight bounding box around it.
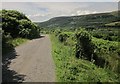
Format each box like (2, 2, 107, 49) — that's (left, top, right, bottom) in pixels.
(1, 9, 40, 55)
(2, 9, 40, 39)
(51, 28, 120, 82)
(50, 31, 120, 82)
(75, 29, 95, 61)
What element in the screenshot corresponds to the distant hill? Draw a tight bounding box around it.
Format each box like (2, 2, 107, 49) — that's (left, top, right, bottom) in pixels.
(36, 11, 120, 28)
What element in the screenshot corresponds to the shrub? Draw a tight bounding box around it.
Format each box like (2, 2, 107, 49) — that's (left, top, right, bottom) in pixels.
(19, 19, 40, 39)
(75, 29, 95, 61)
(54, 29, 61, 36)
(58, 33, 69, 42)
(2, 9, 40, 39)
(2, 15, 19, 38)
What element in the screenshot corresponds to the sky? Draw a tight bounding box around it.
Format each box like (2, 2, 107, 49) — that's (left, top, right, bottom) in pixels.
(1, 0, 119, 2)
(1, 1, 119, 22)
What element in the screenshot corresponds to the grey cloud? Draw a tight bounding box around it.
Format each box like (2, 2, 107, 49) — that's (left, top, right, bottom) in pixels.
(2, 2, 118, 22)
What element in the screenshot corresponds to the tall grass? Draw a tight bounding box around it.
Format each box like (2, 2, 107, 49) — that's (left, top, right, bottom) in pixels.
(7, 38, 28, 47)
(3, 38, 28, 55)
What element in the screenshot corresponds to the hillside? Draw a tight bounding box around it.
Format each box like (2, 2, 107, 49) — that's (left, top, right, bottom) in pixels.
(37, 11, 120, 28)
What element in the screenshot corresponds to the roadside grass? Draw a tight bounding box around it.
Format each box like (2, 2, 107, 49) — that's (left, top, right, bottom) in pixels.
(50, 34, 73, 82)
(50, 34, 119, 82)
(7, 38, 28, 47)
(2, 38, 28, 55)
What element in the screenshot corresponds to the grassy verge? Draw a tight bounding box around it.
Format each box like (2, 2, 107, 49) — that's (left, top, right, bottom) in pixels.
(2, 38, 28, 55)
(7, 38, 28, 47)
(50, 34, 119, 82)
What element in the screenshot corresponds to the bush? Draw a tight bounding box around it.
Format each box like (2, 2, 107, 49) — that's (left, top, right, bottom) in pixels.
(19, 19, 40, 39)
(92, 37, 120, 73)
(50, 34, 120, 82)
(58, 32, 73, 46)
(75, 29, 95, 61)
(89, 28, 119, 42)
(2, 9, 40, 39)
(54, 29, 61, 36)
(2, 15, 19, 38)
(58, 33, 69, 42)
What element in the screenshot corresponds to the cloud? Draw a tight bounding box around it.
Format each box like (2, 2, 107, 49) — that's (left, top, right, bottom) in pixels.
(76, 10, 97, 15)
(2, 0, 119, 2)
(28, 14, 45, 17)
(2, 2, 118, 22)
(27, 13, 51, 18)
(70, 10, 98, 16)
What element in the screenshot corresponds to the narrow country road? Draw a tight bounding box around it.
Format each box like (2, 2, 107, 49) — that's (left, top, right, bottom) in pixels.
(3, 35, 55, 82)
